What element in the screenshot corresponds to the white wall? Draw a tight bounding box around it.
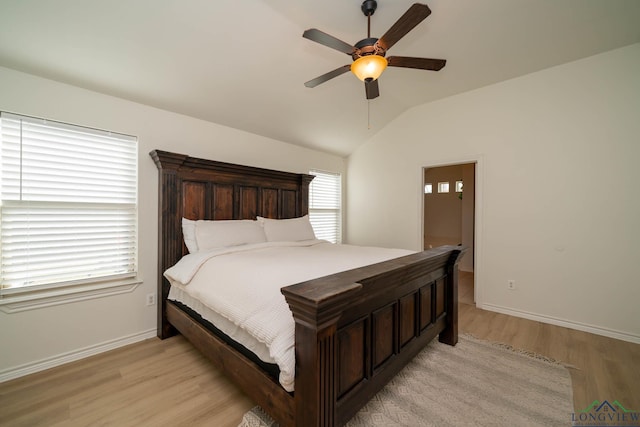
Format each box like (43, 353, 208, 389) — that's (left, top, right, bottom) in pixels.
(0, 66, 345, 378)
(347, 43, 640, 342)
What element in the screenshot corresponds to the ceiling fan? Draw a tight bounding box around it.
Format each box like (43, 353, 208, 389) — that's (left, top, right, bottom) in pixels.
(303, 1, 446, 100)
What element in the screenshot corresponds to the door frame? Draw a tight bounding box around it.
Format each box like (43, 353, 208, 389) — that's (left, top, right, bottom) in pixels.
(420, 155, 483, 305)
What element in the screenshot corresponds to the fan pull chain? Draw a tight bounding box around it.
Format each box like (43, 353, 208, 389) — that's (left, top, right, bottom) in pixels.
(367, 100, 371, 129)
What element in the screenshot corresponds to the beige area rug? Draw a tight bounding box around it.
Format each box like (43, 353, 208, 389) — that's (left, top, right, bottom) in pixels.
(239, 335, 573, 427)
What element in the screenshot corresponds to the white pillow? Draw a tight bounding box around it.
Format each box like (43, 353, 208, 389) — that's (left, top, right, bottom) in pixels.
(195, 219, 267, 252)
(257, 215, 317, 242)
(182, 218, 198, 253)
(182, 218, 267, 252)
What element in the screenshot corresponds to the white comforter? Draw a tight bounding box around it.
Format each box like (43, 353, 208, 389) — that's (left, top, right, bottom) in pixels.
(164, 240, 413, 392)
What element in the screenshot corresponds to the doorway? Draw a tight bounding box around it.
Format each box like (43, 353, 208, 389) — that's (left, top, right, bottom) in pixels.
(423, 162, 476, 305)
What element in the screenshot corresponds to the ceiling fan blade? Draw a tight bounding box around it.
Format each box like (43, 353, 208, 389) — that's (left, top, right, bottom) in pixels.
(387, 56, 446, 71)
(377, 3, 431, 51)
(303, 29, 355, 55)
(304, 65, 352, 88)
(365, 78, 380, 100)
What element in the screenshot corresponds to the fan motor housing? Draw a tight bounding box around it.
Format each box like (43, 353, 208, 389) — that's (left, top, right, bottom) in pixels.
(352, 37, 386, 60)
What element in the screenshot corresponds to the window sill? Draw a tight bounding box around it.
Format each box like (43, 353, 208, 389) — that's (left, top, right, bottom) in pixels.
(0, 277, 142, 313)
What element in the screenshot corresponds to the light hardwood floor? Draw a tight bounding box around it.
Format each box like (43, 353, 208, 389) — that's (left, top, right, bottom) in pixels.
(458, 273, 640, 414)
(1, 285, 638, 426)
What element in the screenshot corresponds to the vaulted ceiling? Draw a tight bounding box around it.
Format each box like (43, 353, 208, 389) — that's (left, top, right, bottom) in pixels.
(1, 0, 639, 156)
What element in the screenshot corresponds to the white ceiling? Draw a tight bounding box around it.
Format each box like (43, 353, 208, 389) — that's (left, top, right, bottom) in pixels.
(1, 0, 639, 156)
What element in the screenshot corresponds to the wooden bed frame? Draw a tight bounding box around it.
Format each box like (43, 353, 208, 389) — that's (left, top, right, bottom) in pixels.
(151, 150, 465, 427)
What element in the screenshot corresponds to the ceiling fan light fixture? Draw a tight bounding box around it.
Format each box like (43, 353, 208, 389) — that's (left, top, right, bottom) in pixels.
(350, 55, 387, 82)
(303, 2, 444, 99)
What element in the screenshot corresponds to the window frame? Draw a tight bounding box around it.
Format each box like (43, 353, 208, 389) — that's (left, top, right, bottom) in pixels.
(308, 169, 342, 244)
(0, 112, 140, 312)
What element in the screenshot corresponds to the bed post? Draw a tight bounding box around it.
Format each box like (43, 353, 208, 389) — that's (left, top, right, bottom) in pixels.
(283, 282, 362, 427)
(150, 150, 188, 339)
(439, 249, 464, 345)
(299, 175, 314, 218)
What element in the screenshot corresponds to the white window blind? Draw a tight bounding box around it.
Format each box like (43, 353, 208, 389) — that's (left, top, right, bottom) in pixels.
(0, 112, 138, 293)
(309, 170, 342, 244)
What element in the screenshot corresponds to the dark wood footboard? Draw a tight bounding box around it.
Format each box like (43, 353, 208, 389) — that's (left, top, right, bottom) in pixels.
(282, 245, 465, 426)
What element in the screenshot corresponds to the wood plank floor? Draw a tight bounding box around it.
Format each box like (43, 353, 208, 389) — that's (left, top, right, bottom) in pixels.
(457, 273, 640, 414)
(1, 295, 638, 426)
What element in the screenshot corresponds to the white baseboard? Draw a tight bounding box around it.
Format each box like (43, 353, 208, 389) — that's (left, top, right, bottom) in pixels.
(479, 303, 640, 344)
(0, 328, 157, 383)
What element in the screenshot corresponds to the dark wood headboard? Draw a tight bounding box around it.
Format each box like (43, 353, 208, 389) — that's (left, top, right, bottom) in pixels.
(150, 150, 314, 338)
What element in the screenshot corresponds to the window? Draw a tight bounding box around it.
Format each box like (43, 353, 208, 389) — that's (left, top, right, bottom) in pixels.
(424, 183, 433, 194)
(309, 170, 342, 244)
(0, 112, 138, 301)
(438, 182, 450, 193)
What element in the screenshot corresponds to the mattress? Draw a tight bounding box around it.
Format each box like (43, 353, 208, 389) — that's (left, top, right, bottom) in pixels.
(168, 283, 276, 363)
(164, 240, 414, 391)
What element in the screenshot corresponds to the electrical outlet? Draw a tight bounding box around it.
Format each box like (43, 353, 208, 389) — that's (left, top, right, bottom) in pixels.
(507, 280, 516, 290)
(146, 293, 156, 306)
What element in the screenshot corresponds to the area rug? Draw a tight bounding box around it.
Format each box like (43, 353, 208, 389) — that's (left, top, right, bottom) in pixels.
(238, 335, 573, 427)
